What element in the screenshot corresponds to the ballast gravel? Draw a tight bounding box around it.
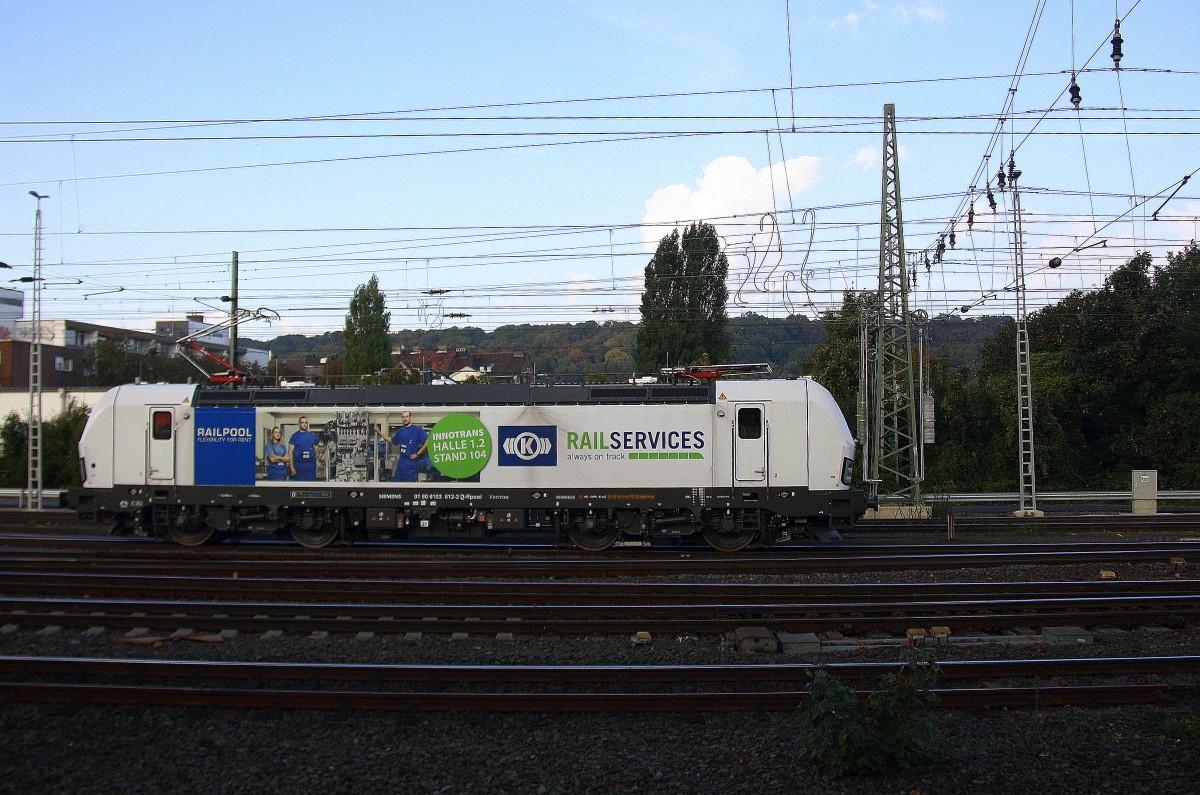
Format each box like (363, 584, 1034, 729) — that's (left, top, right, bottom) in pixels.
(1, 553, 1199, 794)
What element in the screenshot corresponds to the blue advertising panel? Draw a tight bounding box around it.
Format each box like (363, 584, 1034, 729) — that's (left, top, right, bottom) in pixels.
(194, 406, 256, 485)
(497, 425, 557, 467)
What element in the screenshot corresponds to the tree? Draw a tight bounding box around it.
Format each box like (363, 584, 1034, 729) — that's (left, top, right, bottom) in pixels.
(86, 338, 199, 387)
(343, 275, 393, 377)
(635, 223, 730, 373)
(0, 401, 91, 489)
(805, 291, 869, 421)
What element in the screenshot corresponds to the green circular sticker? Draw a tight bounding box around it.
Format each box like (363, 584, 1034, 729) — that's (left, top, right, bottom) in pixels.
(427, 413, 491, 479)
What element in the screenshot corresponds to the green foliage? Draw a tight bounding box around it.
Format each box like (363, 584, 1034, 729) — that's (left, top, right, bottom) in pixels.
(343, 275, 393, 377)
(1163, 714, 1200, 739)
(0, 402, 91, 489)
(797, 649, 941, 777)
(0, 413, 26, 487)
(1023, 244, 1200, 489)
(916, 242, 1200, 492)
(805, 292, 868, 421)
(42, 402, 91, 488)
(636, 223, 730, 372)
(262, 314, 1000, 383)
(86, 338, 200, 386)
(379, 365, 422, 385)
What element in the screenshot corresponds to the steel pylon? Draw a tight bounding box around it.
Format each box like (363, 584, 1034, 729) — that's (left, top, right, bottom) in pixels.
(864, 104, 922, 504)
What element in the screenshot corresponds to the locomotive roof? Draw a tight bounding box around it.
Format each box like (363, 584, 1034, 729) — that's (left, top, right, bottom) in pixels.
(193, 382, 718, 407)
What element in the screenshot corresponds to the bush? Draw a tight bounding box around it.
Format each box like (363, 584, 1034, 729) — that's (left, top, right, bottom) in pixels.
(796, 649, 941, 777)
(0, 402, 91, 489)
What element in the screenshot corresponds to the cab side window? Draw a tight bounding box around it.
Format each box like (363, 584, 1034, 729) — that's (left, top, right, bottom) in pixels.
(737, 407, 762, 440)
(152, 411, 173, 440)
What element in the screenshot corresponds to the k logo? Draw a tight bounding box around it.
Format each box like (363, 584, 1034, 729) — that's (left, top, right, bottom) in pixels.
(497, 426, 557, 466)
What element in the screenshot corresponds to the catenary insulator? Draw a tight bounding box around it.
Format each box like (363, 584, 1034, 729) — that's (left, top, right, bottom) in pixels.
(967, 203, 976, 230)
(1111, 20, 1123, 69)
(1007, 153, 1021, 185)
(949, 228, 956, 248)
(996, 167, 1006, 191)
(1069, 74, 1081, 109)
(986, 188, 997, 212)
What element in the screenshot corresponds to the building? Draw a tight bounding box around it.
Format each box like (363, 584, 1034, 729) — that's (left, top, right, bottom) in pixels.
(0, 288, 23, 338)
(155, 314, 269, 368)
(5, 319, 167, 389)
(0, 315, 268, 389)
(392, 347, 535, 384)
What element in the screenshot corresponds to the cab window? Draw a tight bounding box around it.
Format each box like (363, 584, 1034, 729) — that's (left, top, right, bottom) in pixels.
(152, 411, 173, 440)
(737, 407, 762, 440)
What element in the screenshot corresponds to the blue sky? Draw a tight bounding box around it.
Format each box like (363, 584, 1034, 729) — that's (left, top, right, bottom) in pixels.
(2, 1, 1197, 341)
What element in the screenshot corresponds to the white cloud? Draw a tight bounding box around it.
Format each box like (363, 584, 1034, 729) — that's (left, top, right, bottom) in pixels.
(827, 1, 945, 30)
(1156, 201, 1200, 251)
(831, 12, 865, 31)
(849, 144, 913, 172)
(640, 155, 822, 249)
(851, 146, 880, 171)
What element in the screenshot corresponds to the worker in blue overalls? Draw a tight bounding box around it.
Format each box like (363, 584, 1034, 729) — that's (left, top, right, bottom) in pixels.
(288, 416, 321, 480)
(391, 411, 429, 482)
(264, 426, 290, 481)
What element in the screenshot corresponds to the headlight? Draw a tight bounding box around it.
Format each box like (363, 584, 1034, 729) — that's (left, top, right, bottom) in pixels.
(840, 457, 854, 486)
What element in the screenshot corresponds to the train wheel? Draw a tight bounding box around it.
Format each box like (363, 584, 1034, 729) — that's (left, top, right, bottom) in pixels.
(702, 526, 756, 553)
(568, 527, 618, 551)
(567, 521, 619, 551)
(167, 523, 215, 547)
(290, 523, 339, 549)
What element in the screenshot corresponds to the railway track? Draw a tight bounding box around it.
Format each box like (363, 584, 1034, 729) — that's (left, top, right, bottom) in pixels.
(3, 570, 1199, 603)
(2, 654, 1196, 712)
(1, 536, 1197, 635)
(0, 537, 1197, 577)
(3, 586, 1200, 635)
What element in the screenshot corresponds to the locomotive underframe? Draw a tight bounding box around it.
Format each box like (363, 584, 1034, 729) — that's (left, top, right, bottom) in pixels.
(69, 483, 865, 551)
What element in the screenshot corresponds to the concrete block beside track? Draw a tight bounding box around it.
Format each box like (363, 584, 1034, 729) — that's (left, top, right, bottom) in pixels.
(734, 626, 778, 653)
(1042, 626, 1094, 645)
(778, 631, 822, 654)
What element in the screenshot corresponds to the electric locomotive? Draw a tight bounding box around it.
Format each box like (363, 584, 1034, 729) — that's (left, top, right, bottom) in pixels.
(66, 376, 866, 550)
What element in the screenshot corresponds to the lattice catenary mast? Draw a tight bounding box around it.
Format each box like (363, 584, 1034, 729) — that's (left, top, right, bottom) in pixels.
(26, 192, 48, 511)
(863, 104, 922, 505)
(1006, 152, 1040, 516)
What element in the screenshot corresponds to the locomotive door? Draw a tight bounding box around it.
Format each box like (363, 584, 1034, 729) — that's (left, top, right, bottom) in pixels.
(147, 407, 176, 482)
(732, 403, 768, 485)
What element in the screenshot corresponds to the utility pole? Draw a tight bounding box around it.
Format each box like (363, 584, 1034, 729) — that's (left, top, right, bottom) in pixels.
(864, 104, 922, 508)
(26, 191, 48, 511)
(1007, 153, 1042, 517)
(229, 251, 239, 373)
